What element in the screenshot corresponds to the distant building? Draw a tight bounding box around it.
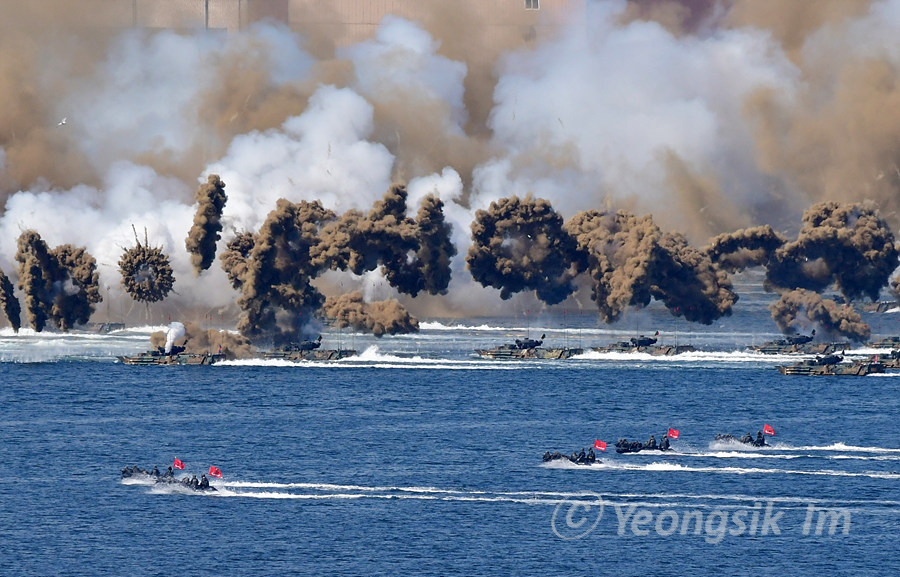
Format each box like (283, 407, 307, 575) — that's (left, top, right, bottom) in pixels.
(34, 1, 584, 46)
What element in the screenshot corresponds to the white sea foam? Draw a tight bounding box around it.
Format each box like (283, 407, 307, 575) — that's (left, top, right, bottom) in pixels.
(601, 460, 900, 479)
(169, 479, 900, 511)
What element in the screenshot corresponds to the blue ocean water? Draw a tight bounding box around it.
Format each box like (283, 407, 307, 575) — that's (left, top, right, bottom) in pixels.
(1, 303, 899, 576)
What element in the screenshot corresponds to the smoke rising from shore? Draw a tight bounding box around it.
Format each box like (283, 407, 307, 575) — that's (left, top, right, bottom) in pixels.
(2, 1, 900, 337)
(769, 289, 871, 342)
(322, 291, 419, 338)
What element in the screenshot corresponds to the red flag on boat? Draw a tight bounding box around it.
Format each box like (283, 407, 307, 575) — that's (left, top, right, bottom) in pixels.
(209, 466, 222, 478)
(763, 424, 775, 436)
(173, 458, 185, 470)
(594, 439, 607, 452)
(667, 428, 680, 439)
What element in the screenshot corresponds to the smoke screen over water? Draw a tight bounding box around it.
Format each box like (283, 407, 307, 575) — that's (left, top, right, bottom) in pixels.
(3, 0, 900, 341)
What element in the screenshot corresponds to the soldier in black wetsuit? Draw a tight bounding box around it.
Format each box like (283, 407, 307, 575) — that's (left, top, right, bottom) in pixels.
(199, 474, 209, 489)
(755, 431, 766, 447)
(645, 435, 657, 450)
(659, 435, 670, 451)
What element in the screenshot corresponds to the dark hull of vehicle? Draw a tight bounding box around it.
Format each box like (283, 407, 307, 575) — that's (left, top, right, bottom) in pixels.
(592, 344, 696, 356)
(263, 349, 358, 361)
(475, 347, 584, 359)
(862, 301, 898, 313)
(155, 477, 217, 492)
(118, 352, 224, 365)
(777, 361, 884, 376)
(615, 446, 674, 454)
(750, 342, 850, 355)
(543, 453, 599, 465)
(867, 336, 900, 349)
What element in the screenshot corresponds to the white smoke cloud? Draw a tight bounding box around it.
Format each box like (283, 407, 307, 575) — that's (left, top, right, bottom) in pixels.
(206, 84, 395, 235)
(62, 23, 312, 172)
(10, 3, 897, 325)
(165, 320, 185, 353)
(0, 161, 216, 303)
(480, 0, 799, 224)
(341, 15, 469, 134)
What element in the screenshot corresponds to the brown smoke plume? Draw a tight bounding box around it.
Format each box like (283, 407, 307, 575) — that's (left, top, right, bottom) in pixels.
(51, 243, 103, 330)
(769, 288, 870, 342)
(566, 208, 737, 324)
(14, 230, 102, 331)
(221, 186, 452, 342)
(765, 202, 898, 302)
(413, 194, 457, 296)
(15, 231, 53, 331)
(119, 226, 175, 304)
(220, 231, 256, 291)
(706, 225, 787, 273)
(185, 174, 228, 275)
(566, 209, 660, 323)
(0, 266, 21, 331)
(315, 185, 456, 297)
(220, 199, 337, 342)
(322, 291, 419, 337)
(467, 195, 578, 305)
(149, 321, 254, 360)
(340, 184, 420, 280)
(652, 232, 738, 324)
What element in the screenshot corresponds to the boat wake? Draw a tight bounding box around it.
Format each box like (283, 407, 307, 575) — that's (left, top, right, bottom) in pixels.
(132, 478, 900, 514)
(221, 345, 524, 370)
(572, 349, 802, 364)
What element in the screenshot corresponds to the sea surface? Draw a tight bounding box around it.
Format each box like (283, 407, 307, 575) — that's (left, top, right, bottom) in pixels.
(1, 298, 899, 576)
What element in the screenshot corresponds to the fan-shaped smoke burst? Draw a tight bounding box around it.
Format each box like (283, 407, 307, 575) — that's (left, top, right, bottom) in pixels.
(413, 194, 456, 296)
(119, 227, 175, 304)
(566, 209, 662, 323)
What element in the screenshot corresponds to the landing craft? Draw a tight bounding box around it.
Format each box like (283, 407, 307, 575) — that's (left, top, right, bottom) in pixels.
(866, 336, 900, 349)
(262, 336, 358, 361)
(777, 356, 883, 376)
(748, 330, 850, 355)
(118, 344, 224, 365)
(475, 334, 584, 359)
(592, 333, 696, 356)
